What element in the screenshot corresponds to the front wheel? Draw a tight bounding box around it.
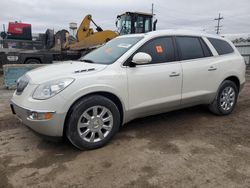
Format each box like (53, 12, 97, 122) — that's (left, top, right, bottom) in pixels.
(209, 80, 238, 115)
(66, 95, 120, 150)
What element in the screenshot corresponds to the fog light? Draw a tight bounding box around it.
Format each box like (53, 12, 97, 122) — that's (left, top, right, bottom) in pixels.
(28, 111, 54, 120)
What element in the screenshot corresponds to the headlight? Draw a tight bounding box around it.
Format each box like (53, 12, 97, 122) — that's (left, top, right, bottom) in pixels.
(33, 78, 74, 100)
(16, 74, 30, 94)
(7, 55, 19, 61)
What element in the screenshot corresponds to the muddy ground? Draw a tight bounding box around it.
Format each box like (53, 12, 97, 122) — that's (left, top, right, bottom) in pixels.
(0, 71, 250, 188)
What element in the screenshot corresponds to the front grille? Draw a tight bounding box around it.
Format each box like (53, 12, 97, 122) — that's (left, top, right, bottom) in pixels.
(16, 75, 30, 95)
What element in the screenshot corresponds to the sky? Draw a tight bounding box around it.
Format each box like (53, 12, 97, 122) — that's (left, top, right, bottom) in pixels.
(0, 0, 249, 35)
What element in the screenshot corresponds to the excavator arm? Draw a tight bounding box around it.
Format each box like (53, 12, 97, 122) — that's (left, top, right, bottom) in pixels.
(76, 14, 94, 41)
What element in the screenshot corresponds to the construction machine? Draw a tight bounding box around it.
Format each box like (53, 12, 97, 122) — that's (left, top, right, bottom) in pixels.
(1, 12, 157, 67)
(55, 12, 156, 52)
(68, 15, 118, 50)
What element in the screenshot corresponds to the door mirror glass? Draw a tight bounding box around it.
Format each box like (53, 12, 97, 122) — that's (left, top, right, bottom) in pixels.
(132, 52, 152, 65)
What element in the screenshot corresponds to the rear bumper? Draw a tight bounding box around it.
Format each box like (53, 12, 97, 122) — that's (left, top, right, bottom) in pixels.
(240, 82, 245, 92)
(10, 100, 66, 137)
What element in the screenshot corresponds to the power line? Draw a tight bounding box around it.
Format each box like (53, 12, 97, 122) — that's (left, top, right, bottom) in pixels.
(214, 13, 224, 34)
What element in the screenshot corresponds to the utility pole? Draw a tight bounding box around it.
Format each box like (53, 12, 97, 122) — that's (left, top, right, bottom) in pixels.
(214, 13, 224, 34)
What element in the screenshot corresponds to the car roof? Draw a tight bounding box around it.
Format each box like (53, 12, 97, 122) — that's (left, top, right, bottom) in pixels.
(117, 29, 224, 40)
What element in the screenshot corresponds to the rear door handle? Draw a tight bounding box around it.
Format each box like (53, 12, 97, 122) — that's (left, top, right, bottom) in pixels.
(208, 66, 217, 71)
(169, 72, 180, 77)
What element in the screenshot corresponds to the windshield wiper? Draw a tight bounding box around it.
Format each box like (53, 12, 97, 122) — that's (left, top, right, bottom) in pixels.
(80, 59, 95, 63)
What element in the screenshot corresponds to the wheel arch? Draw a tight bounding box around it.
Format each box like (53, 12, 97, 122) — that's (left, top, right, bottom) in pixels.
(223, 75, 240, 91)
(63, 91, 124, 137)
(24, 57, 41, 64)
(209, 75, 240, 115)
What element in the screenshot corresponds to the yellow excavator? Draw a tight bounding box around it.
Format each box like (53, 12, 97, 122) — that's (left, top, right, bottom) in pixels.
(68, 15, 118, 50)
(52, 14, 118, 51)
(53, 12, 156, 53)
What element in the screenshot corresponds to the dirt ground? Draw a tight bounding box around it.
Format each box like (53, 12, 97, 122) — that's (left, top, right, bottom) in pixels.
(0, 71, 250, 188)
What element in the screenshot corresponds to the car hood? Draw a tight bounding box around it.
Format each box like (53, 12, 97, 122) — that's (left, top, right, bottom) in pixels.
(26, 61, 108, 84)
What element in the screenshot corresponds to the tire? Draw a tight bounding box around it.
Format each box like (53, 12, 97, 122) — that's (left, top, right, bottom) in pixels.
(25, 59, 41, 64)
(66, 95, 120, 150)
(209, 80, 238, 115)
(45, 29, 55, 49)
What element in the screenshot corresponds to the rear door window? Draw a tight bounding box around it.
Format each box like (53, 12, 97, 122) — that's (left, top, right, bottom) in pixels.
(208, 38, 234, 55)
(176, 36, 205, 60)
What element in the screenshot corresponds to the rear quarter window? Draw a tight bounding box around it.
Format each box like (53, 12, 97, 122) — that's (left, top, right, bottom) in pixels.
(208, 38, 234, 55)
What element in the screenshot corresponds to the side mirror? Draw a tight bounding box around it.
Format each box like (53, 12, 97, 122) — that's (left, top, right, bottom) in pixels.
(132, 52, 152, 65)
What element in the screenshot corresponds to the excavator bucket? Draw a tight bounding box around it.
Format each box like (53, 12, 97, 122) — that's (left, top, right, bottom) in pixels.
(69, 30, 118, 50)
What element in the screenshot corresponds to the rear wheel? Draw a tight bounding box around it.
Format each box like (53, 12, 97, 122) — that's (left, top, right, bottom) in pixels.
(25, 59, 41, 64)
(66, 95, 120, 150)
(209, 80, 238, 115)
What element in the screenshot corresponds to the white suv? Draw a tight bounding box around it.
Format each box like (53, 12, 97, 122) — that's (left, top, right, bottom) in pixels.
(11, 30, 246, 149)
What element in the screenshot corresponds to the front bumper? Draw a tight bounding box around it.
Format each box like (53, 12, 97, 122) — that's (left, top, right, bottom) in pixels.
(10, 100, 66, 137)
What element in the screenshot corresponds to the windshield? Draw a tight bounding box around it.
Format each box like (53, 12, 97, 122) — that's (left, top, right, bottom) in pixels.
(80, 36, 143, 65)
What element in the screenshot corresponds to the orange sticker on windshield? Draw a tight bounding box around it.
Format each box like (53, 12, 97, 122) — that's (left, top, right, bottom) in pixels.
(105, 48, 113, 53)
(155, 45, 163, 53)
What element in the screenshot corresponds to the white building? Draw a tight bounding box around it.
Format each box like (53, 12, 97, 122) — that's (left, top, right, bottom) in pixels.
(234, 41, 250, 66)
(223, 34, 250, 66)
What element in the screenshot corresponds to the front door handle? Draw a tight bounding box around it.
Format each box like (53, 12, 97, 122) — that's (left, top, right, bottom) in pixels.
(169, 72, 180, 77)
(208, 66, 217, 71)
